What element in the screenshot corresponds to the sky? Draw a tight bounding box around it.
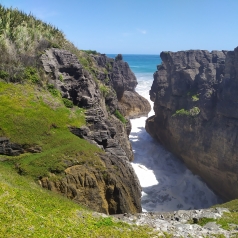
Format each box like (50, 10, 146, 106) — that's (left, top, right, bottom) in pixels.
(1, 0, 238, 54)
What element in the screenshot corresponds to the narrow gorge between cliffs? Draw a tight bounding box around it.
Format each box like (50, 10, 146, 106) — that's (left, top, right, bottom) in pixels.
(117, 54, 222, 212)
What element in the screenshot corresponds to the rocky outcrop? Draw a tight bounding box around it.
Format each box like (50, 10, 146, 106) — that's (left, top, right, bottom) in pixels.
(0, 137, 41, 156)
(40, 49, 143, 214)
(146, 48, 238, 201)
(114, 207, 237, 237)
(92, 54, 138, 100)
(92, 54, 151, 118)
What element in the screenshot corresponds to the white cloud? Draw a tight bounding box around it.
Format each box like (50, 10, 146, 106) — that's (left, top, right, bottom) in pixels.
(137, 28, 147, 34)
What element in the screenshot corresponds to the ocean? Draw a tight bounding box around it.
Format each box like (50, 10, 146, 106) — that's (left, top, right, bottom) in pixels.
(107, 54, 221, 212)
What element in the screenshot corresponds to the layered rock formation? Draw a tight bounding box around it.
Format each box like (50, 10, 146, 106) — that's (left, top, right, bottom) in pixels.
(91, 53, 151, 118)
(0, 137, 41, 156)
(146, 48, 238, 200)
(39, 49, 150, 214)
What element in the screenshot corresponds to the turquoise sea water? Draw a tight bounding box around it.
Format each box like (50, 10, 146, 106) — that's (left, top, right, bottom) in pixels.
(107, 54, 221, 212)
(107, 54, 161, 99)
(107, 54, 161, 74)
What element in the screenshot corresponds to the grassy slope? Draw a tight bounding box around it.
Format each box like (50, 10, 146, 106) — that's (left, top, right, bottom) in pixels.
(0, 82, 158, 237)
(0, 82, 105, 179)
(0, 4, 238, 237)
(0, 5, 158, 237)
(0, 164, 156, 238)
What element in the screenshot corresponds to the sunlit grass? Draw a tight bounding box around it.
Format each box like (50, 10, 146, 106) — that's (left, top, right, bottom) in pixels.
(0, 82, 104, 178)
(0, 165, 157, 238)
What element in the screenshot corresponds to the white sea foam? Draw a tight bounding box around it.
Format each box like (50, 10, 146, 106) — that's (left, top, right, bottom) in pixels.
(130, 73, 221, 212)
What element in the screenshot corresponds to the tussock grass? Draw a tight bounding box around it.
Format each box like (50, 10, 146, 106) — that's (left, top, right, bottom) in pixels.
(0, 4, 65, 54)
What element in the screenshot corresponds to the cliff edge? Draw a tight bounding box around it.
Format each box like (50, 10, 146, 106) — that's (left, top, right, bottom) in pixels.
(38, 49, 147, 214)
(146, 48, 238, 200)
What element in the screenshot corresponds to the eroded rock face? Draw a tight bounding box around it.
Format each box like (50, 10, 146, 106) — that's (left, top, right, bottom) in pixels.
(146, 48, 238, 200)
(92, 54, 138, 100)
(0, 137, 41, 156)
(92, 54, 151, 118)
(40, 49, 142, 214)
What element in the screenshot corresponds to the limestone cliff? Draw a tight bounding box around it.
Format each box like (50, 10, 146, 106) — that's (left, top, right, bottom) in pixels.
(39, 49, 148, 214)
(146, 48, 238, 200)
(91, 53, 151, 118)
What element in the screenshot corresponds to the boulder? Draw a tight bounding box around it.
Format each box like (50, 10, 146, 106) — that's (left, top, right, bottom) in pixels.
(118, 91, 151, 118)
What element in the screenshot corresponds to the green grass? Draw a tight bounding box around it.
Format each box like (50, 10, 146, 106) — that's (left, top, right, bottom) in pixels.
(62, 98, 73, 108)
(187, 200, 238, 232)
(59, 74, 63, 82)
(0, 82, 105, 179)
(99, 84, 110, 97)
(172, 108, 190, 117)
(24, 66, 39, 83)
(82, 49, 98, 55)
(212, 200, 238, 231)
(114, 109, 127, 124)
(172, 107, 200, 117)
(0, 164, 157, 238)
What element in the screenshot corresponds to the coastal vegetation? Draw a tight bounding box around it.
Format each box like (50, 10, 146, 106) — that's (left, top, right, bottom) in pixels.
(0, 164, 156, 237)
(172, 107, 200, 117)
(0, 4, 156, 237)
(115, 109, 127, 124)
(1, 3, 238, 237)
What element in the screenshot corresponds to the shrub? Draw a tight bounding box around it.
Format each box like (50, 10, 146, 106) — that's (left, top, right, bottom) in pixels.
(192, 94, 199, 101)
(78, 57, 89, 68)
(0, 4, 65, 55)
(99, 84, 109, 97)
(189, 107, 200, 116)
(172, 107, 200, 117)
(24, 67, 39, 83)
(0, 70, 9, 80)
(59, 74, 63, 82)
(62, 98, 73, 108)
(47, 84, 60, 97)
(82, 50, 98, 55)
(173, 108, 190, 116)
(114, 110, 127, 124)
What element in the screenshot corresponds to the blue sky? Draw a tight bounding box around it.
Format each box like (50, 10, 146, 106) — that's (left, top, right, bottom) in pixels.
(1, 0, 238, 54)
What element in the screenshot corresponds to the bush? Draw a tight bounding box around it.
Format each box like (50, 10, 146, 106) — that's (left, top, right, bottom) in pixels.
(192, 94, 199, 101)
(189, 107, 200, 116)
(62, 98, 73, 108)
(173, 108, 190, 116)
(82, 50, 98, 55)
(99, 84, 109, 97)
(0, 70, 9, 80)
(47, 84, 60, 97)
(59, 74, 63, 82)
(172, 107, 200, 117)
(24, 67, 39, 83)
(114, 110, 127, 124)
